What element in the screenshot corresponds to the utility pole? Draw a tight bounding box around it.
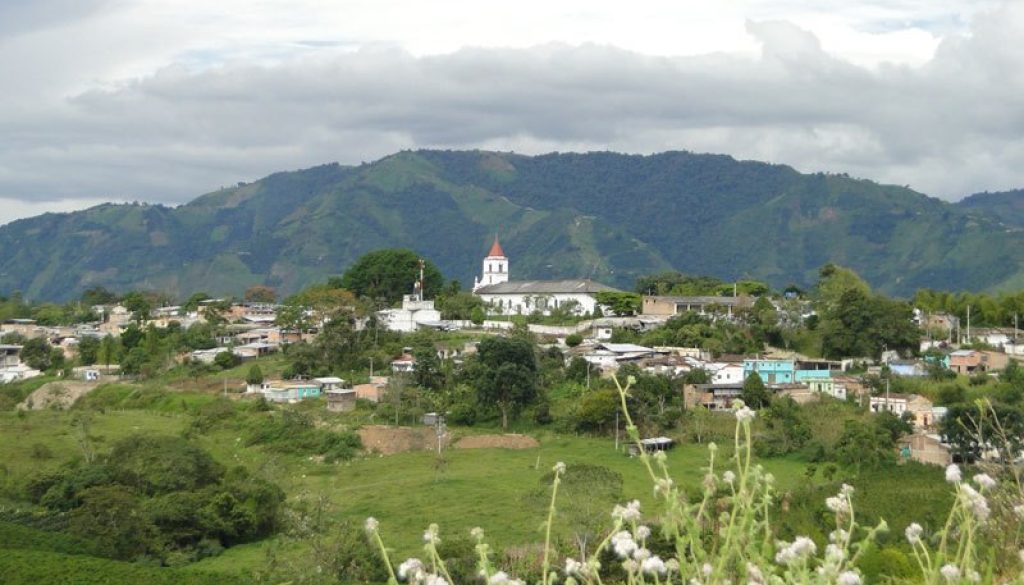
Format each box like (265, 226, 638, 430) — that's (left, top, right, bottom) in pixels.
(967, 305, 971, 346)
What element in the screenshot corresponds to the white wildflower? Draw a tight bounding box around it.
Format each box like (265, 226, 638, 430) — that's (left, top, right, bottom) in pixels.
(825, 543, 845, 562)
(636, 525, 652, 540)
(423, 524, 441, 545)
(508, 580, 525, 585)
(826, 496, 849, 515)
(489, 571, 509, 585)
(945, 464, 962, 483)
(702, 563, 713, 577)
(837, 571, 862, 585)
(708, 442, 718, 452)
(633, 547, 651, 561)
(398, 559, 424, 581)
(653, 450, 667, 463)
(621, 559, 638, 573)
(470, 527, 485, 540)
(966, 569, 981, 583)
(735, 405, 756, 423)
(666, 558, 680, 573)
(641, 556, 667, 575)
(364, 517, 379, 533)
(775, 537, 817, 566)
(654, 478, 674, 496)
(829, 529, 849, 544)
(905, 523, 923, 544)
(747, 563, 765, 583)
(960, 484, 991, 522)
(554, 461, 566, 474)
(424, 575, 449, 585)
(940, 564, 961, 582)
(792, 536, 817, 556)
(723, 470, 736, 485)
(840, 483, 854, 496)
(612, 500, 642, 522)
(564, 558, 582, 576)
(973, 473, 996, 491)
(612, 531, 638, 559)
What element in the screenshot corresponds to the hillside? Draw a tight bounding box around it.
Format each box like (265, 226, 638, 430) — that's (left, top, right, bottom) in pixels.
(1, 150, 1023, 301)
(957, 188, 1024, 229)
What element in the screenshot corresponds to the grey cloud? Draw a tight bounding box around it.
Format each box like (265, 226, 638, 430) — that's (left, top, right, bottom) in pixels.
(1, 3, 1023, 209)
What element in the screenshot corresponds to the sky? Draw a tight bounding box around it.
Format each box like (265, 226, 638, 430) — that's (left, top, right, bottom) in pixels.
(1, 0, 1022, 225)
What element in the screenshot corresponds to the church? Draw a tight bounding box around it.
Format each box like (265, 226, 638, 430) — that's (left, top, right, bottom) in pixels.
(472, 237, 620, 316)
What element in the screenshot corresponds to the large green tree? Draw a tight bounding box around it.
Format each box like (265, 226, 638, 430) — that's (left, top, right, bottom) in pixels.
(336, 249, 444, 307)
(470, 336, 539, 429)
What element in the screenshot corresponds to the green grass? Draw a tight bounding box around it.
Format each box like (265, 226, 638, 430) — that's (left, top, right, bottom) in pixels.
(0, 548, 243, 585)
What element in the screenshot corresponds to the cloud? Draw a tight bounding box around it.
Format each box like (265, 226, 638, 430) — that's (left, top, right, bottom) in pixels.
(0, 1, 1021, 219)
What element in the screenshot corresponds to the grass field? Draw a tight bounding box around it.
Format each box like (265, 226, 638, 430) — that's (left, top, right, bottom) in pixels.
(0, 381, 959, 582)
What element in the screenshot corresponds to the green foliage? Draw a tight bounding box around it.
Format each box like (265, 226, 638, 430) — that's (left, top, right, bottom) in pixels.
(639, 311, 761, 355)
(107, 434, 223, 495)
(565, 333, 583, 348)
(244, 410, 363, 463)
(467, 336, 540, 429)
(741, 372, 771, 408)
(338, 249, 444, 306)
(436, 291, 485, 320)
(817, 266, 920, 359)
(19, 338, 54, 371)
(68, 485, 157, 560)
(0, 548, 243, 585)
(245, 364, 264, 385)
(595, 291, 641, 316)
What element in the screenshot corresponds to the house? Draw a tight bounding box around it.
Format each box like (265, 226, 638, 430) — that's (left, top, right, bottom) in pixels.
(949, 350, 1009, 374)
(354, 376, 389, 402)
(683, 383, 744, 410)
(869, 394, 938, 428)
(917, 312, 960, 335)
(968, 327, 1022, 348)
(793, 359, 842, 381)
(743, 358, 795, 384)
(584, 343, 656, 371)
(191, 347, 230, 364)
(472, 237, 620, 316)
(249, 380, 322, 403)
(805, 378, 847, 400)
(0, 345, 21, 369)
(313, 377, 347, 392)
(391, 352, 417, 373)
(710, 362, 745, 385)
(642, 295, 754, 319)
(902, 433, 952, 466)
(233, 342, 275, 360)
(326, 388, 357, 412)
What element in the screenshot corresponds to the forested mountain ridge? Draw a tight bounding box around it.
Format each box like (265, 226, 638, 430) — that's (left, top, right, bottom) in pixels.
(1, 150, 1022, 301)
(957, 188, 1024, 229)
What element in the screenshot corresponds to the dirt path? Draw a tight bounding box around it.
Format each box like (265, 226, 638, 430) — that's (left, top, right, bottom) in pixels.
(18, 381, 99, 410)
(453, 434, 539, 449)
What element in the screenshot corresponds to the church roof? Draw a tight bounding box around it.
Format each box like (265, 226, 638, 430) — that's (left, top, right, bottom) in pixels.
(475, 279, 620, 295)
(486, 237, 505, 258)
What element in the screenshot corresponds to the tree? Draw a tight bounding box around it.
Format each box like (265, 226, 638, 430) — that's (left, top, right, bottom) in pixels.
(565, 333, 583, 348)
(741, 372, 771, 408)
(244, 285, 277, 303)
(246, 364, 264, 386)
(121, 291, 153, 322)
(69, 485, 157, 560)
(436, 291, 485, 320)
(471, 336, 539, 429)
(77, 336, 100, 366)
(595, 292, 641, 316)
(214, 351, 240, 370)
(20, 337, 53, 370)
(98, 335, 119, 369)
(338, 249, 444, 306)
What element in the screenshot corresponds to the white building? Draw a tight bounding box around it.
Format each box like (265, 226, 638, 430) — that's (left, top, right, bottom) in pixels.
(378, 261, 443, 332)
(471, 237, 620, 316)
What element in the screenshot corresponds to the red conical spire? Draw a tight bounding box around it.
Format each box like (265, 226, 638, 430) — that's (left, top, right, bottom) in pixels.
(487, 235, 505, 257)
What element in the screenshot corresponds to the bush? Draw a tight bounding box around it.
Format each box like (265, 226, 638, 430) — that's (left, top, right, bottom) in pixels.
(565, 333, 583, 348)
(244, 411, 362, 462)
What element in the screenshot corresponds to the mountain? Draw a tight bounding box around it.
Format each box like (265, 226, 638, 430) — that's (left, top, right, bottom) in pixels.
(957, 189, 1024, 229)
(2, 150, 1024, 302)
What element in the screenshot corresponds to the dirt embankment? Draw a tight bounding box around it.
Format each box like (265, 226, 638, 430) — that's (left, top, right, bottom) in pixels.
(357, 425, 539, 455)
(453, 434, 539, 449)
(18, 381, 99, 410)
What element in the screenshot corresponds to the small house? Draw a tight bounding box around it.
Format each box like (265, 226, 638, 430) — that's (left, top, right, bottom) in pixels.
(326, 388, 357, 412)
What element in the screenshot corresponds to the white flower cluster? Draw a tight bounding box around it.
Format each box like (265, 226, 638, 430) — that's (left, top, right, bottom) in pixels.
(553, 461, 566, 474)
(611, 530, 637, 558)
(837, 571, 862, 585)
(723, 470, 736, 485)
(612, 499, 642, 522)
(364, 517, 379, 533)
(399, 558, 449, 584)
(959, 484, 991, 522)
(972, 473, 996, 491)
(487, 571, 525, 585)
(735, 405, 756, 423)
(775, 536, 817, 566)
(905, 522, 923, 545)
(423, 524, 441, 545)
(945, 464, 962, 483)
(640, 556, 667, 575)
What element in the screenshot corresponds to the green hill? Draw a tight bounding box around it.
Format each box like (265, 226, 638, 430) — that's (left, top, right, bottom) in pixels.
(1, 150, 1023, 301)
(957, 188, 1024, 229)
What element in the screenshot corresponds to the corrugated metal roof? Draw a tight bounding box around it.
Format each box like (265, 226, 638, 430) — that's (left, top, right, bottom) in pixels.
(475, 279, 620, 294)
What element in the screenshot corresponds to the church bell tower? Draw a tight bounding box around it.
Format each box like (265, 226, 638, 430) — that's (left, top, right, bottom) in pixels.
(473, 236, 509, 291)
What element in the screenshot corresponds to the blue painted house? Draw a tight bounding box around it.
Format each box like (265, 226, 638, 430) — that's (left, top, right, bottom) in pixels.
(743, 359, 795, 384)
